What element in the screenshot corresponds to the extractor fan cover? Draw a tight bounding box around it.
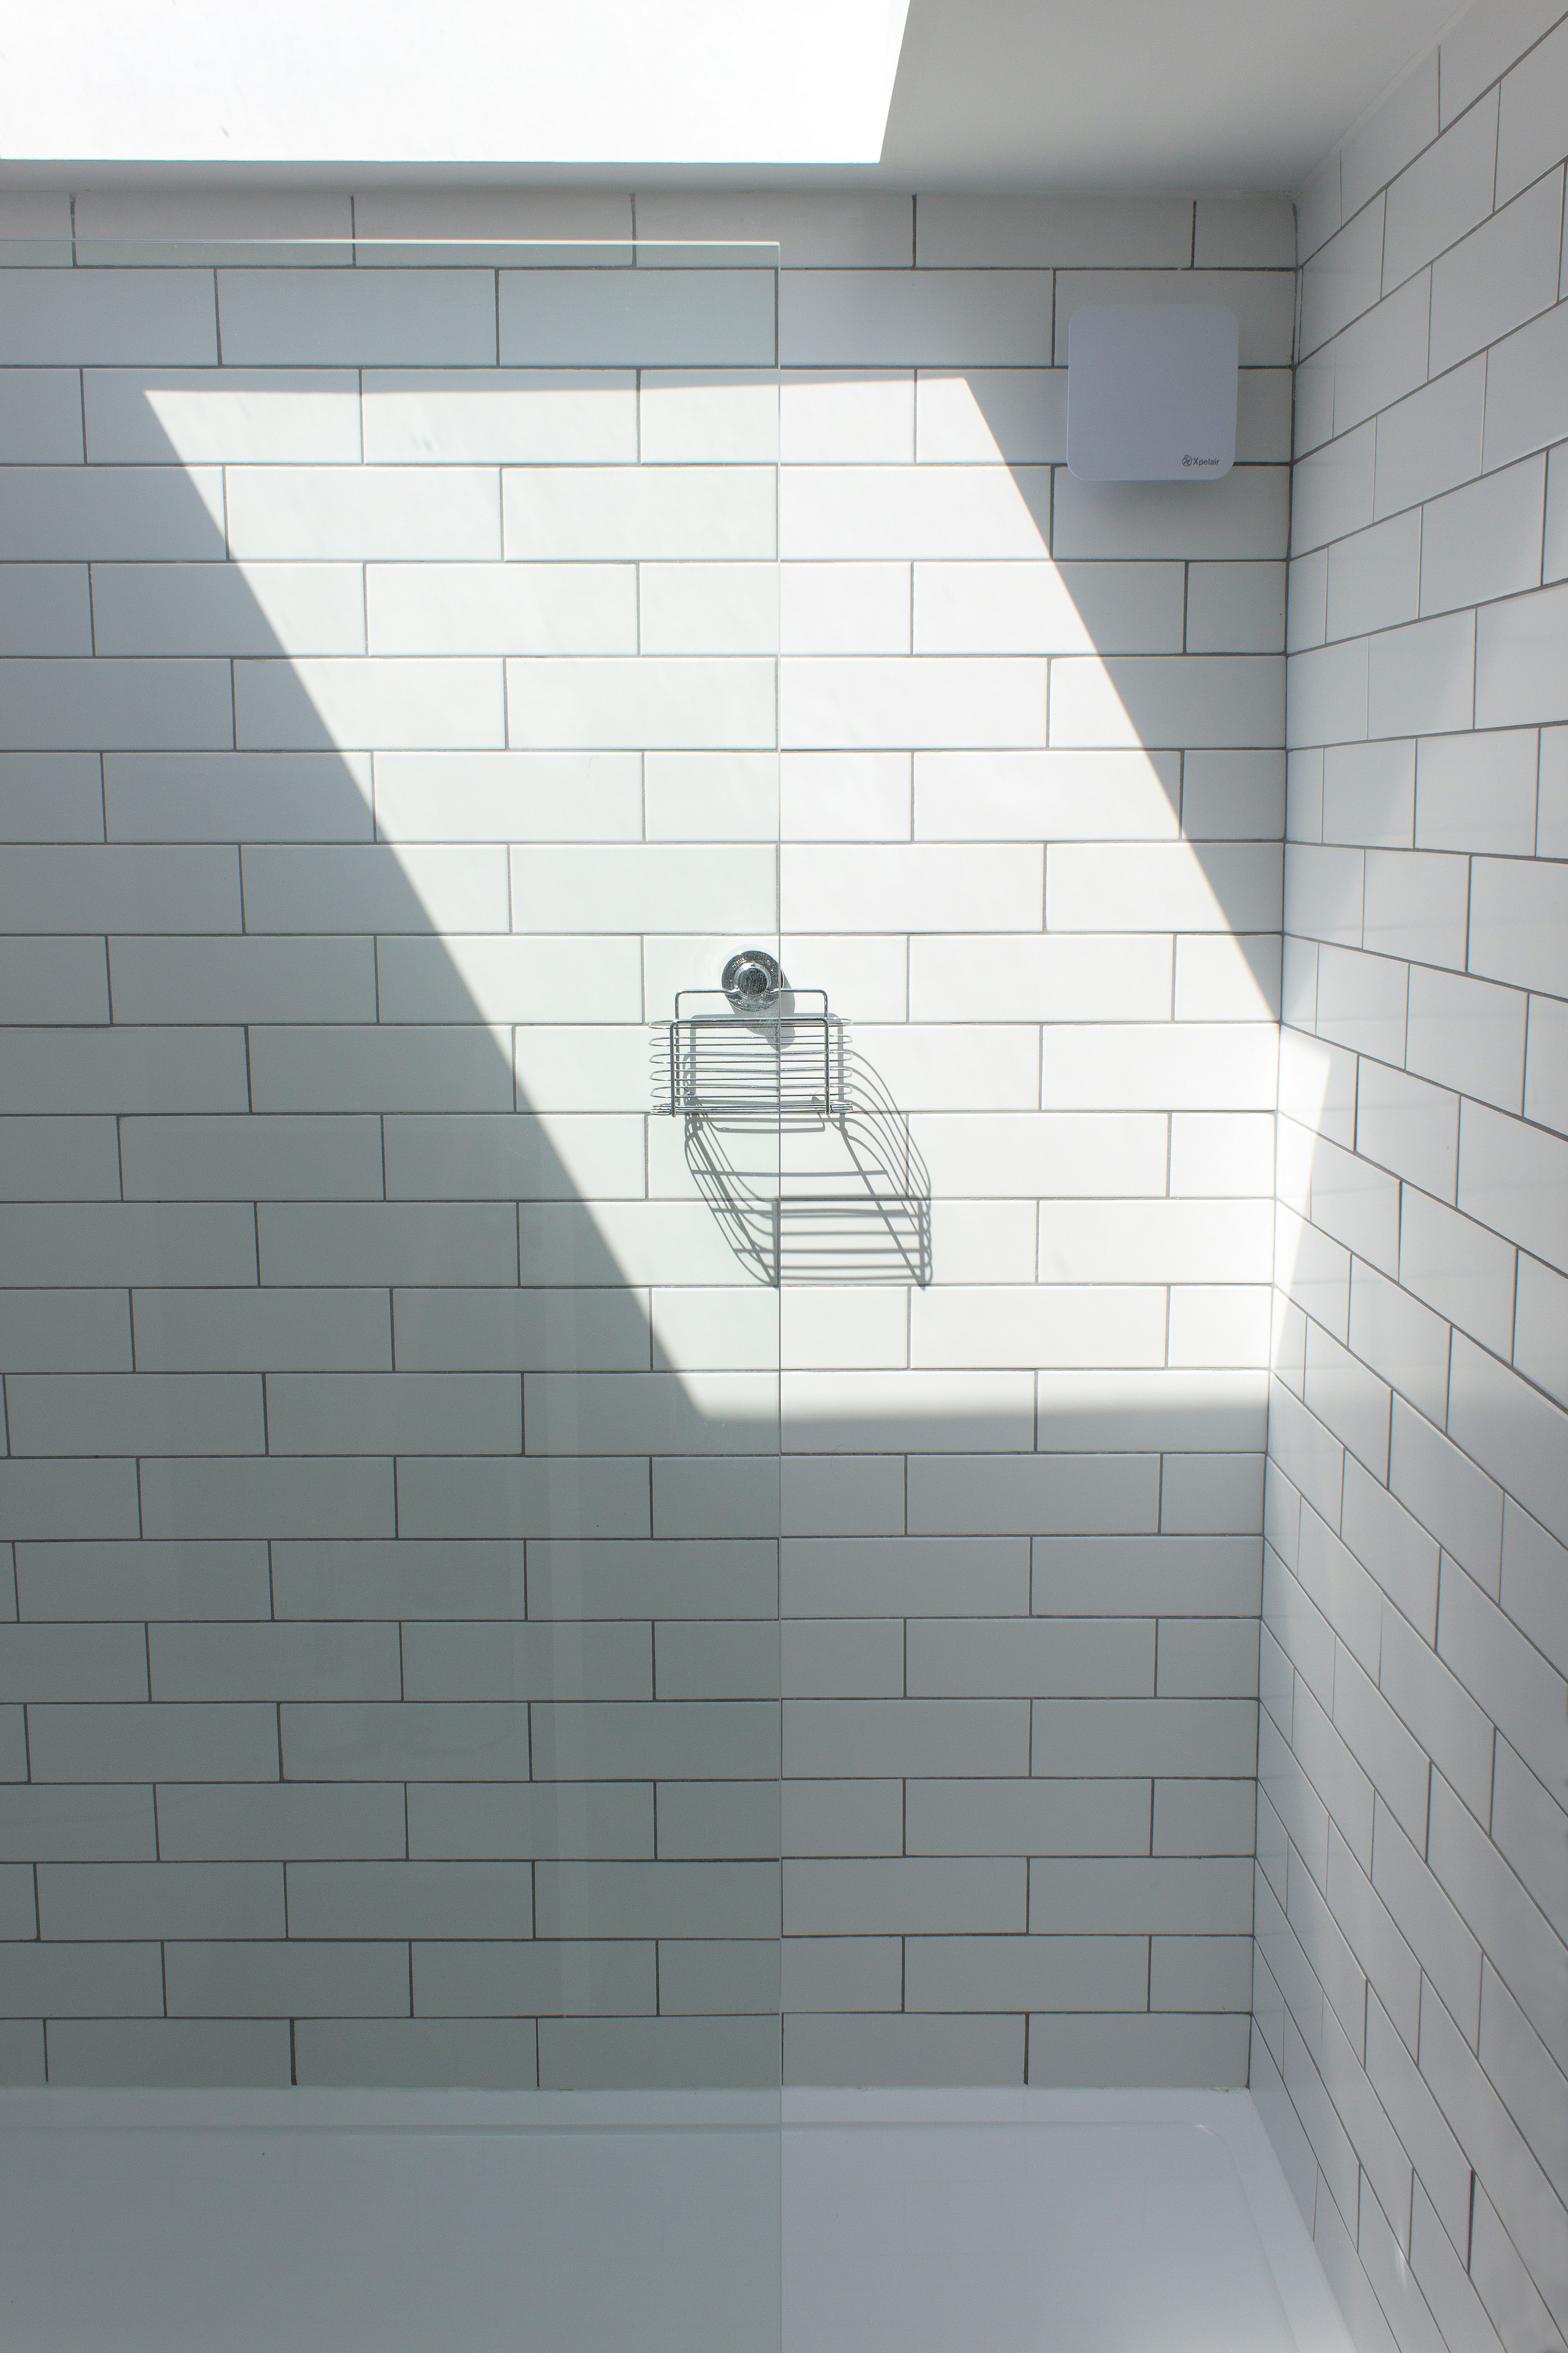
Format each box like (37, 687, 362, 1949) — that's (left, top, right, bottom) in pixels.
(1067, 304, 1238, 482)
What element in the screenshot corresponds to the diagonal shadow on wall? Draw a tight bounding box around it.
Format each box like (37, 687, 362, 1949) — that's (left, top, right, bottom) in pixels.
(0, 238, 1280, 2102)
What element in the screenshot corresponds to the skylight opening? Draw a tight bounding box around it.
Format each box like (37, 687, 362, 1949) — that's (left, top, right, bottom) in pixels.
(0, 0, 914, 165)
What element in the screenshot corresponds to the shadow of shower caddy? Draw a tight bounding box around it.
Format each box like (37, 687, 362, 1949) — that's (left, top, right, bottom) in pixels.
(651, 951, 931, 1288)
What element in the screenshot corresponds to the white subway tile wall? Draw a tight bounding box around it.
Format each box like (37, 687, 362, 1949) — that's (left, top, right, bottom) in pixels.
(1266, 12, 1568, 2353)
(0, 187, 1290, 2101)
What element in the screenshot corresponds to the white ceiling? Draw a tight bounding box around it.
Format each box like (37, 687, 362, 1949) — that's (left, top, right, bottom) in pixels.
(879, 0, 1466, 189)
(0, 0, 1466, 192)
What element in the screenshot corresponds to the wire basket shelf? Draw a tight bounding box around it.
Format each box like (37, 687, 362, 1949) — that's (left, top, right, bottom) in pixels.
(651, 989, 844, 1126)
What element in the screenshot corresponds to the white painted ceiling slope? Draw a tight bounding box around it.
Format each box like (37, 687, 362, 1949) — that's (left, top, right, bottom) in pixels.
(0, 0, 1464, 190)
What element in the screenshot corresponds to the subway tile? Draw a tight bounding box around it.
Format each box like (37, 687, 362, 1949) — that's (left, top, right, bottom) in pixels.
(104, 749, 372, 843)
(91, 561, 366, 657)
(0, 271, 217, 365)
(119, 1113, 383, 1201)
(1500, 1499, 1568, 1684)
(85, 366, 361, 463)
(0, 1027, 247, 1117)
(513, 654, 774, 751)
(27, 1702, 278, 1784)
(0, 464, 224, 560)
(782, 273, 1051, 368)
(1439, 0, 1563, 125)
(0, 1625, 146, 1703)
(1406, 966, 1527, 1114)
(1450, 1329, 1568, 1548)
(1049, 654, 1282, 753)
(1059, 270, 1294, 368)
(1420, 455, 1547, 616)
(47, 2019, 290, 2088)
(15, 1539, 268, 1624)
(236, 655, 505, 752)
(0, 1289, 130, 1373)
(351, 187, 629, 263)
(917, 194, 1191, 267)
(1341, 53, 1437, 218)
(906, 1777, 1150, 1857)
(640, 373, 777, 465)
(0, 938, 105, 1027)
(0, 564, 90, 656)
(1476, 579, 1568, 730)
(0, 657, 235, 752)
(217, 270, 496, 365)
(139, 1457, 396, 1543)
(1375, 357, 1485, 518)
(906, 1930, 1147, 2013)
(1384, 91, 1500, 292)
(37, 1861, 281, 1941)
(406, 1782, 653, 1861)
(1326, 511, 1421, 642)
(532, 1699, 777, 1782)
(1032, 1698, 1256, 1777)
(0, 1942, 164, 2017)
(257, 1202, 515, 1288)
(373, 750, 642, 841)
(781, 1936, 900, 2013)
(294, 2017, 537, 2089)
(1495, 10, 1568, 199)
(907, 1617, 1154, 1700)
(781, 376, 919, 479)
(1416, 1971, 1567, 2308)
(781, 1780, 902, 1859)
(783, 463, 1048, 562)
(362, 369, 636, 463)
(132, 1289, 390, 1374)
(640, 192, 909, 268)
(1331, 274, 1432, 436)
(1482, 297, 1568, 469)
(650, 1779, 776, 1859)
(914, 368, 1064, 466)
(915, 746, 1179, 841)
(786, 1856, 1023, 1936)
(786, 1697, 1026, 1779)
(1428, 169, 1565, 376)
(414, 1938, 650, 2017)
(148, 1622, 402, 1703)
(1302, 203, 1387, 355)
(541, 2014, 775, 2090)
(907, 1452, 1159, 1538)
(1416, 727, 1539, 853)
(0, 1201, 255, 1288)
(1151, 1779, 1255, 1855)
(157, 1781, 409, 1861)
(499, 269, 774, 368)
(400, 1453, 652, 1542)
(6, 1371, 262, 1460)
(112, 936, 377, 1027)
(251, 1024, 513, 1113)
(1028, 2010, 1247, 2088)
(0, 751, 105, 844)
(0, 369, 84, 462)
(1054, 470, 1288, 563)
(1028, 1854, 1253, 1934)
(165, 1938, 412, 2018)
(1437, 1558, 1565, 1797)
(784, 841, 1040, 932)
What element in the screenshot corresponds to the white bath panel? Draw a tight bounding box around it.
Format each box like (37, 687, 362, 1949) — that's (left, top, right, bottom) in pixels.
(0, 2085, 1350, 2353)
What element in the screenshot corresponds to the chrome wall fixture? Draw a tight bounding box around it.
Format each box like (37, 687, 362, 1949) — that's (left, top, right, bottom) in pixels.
(651, 953, 931, 1287)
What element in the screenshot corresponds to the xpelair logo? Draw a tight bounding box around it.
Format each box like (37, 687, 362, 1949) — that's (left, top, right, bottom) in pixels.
(1182, 455, 1221, 468)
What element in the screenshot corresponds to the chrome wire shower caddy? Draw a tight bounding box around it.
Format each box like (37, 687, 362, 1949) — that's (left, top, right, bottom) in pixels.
(652, 951, 844, 1127)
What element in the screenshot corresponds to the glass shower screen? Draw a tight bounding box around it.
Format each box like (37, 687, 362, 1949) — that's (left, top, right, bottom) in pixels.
(3, 225, 782, 2349)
